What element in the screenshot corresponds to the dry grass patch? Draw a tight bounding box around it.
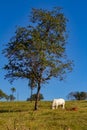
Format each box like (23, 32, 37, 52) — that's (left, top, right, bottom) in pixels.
(0, 101, 87, 130)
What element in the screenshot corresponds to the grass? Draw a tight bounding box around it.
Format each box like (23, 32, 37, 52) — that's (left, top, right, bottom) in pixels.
(0, 100, 87, 130)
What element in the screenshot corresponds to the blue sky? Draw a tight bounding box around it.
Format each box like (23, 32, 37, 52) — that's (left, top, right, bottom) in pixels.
(0, 0, 87, 101)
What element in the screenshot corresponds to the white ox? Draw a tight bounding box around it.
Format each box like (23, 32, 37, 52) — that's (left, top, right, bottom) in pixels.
(52, 98, 65, 109)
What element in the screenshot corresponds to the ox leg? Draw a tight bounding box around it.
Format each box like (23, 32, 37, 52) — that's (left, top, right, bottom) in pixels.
(62, 104, 65, 109)
(55, 105, 58, 109)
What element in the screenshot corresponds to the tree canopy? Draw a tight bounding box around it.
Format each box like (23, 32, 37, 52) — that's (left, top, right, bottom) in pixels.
(68, 91, 87, 100)
(27, 93, 44, 101)
(3, 7, 73, 110)
(0, 89, 7, 100)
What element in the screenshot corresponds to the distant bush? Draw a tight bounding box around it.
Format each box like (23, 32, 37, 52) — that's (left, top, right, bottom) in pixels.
(27, 93, 44, 101)
(67, 91, 87, 100)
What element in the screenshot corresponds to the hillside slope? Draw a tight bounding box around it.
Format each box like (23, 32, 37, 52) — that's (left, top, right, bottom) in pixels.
(0, 100, 87, 130)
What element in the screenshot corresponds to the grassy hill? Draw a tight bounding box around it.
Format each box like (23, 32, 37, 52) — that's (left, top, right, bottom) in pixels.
(0, 100, 87, 130)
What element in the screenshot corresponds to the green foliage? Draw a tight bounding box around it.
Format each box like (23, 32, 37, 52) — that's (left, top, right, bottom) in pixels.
(11, 87, 16, 93)
(68, 91, 87, 100)
(0, 89, 7, 100)
(3, 7, 73, 110)
(3, 7, 73, 83)
(0, 89, 16, 101)
(27, 93, 44, 101)
(10, 87, 16, 101)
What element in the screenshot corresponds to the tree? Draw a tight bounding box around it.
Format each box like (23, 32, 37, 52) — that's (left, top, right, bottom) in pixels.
(3, 7, 73, 110)
(28, 78, 37, 101)
(0, 89, 7, 100)
(9, 94, 15, 101)
(11, 87, 16, 101)
(5, 95, 10, 101)
(27, 93, 44, 101)
(67, 91, 87, 100)
(11, 87, 16, 95)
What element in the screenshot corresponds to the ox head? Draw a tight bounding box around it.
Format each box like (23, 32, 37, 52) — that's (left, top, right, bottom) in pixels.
(52, 105, 55, 109)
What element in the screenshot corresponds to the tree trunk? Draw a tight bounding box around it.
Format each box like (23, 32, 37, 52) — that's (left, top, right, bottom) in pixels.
(34, 82, 41, 110)
(30, 88, 33, 102)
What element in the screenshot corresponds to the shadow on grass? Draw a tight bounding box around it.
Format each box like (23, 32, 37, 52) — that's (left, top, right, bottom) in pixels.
(0, 109, 24, 113)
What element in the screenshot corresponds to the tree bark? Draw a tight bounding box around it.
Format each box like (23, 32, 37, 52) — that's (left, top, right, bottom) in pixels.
(34, 82, 41, 110)
(30, 88, 33, 102)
